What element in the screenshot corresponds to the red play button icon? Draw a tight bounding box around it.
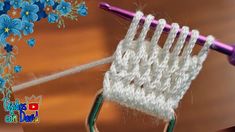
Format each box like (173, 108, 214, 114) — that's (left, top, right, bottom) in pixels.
(28, 103, 39, 110)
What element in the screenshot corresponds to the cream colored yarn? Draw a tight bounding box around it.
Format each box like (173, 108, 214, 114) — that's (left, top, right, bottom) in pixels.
(103, 11, 214, 121)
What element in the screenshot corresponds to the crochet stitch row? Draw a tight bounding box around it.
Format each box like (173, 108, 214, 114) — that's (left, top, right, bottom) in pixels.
(103, 11, 214, 120)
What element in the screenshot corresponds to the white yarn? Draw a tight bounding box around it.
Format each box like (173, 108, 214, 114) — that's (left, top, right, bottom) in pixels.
(103, 11, 214, 121)
(13, 56, 113, 92)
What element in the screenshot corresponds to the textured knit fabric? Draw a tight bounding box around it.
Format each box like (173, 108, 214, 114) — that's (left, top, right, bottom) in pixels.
(103, 11, 214, 121)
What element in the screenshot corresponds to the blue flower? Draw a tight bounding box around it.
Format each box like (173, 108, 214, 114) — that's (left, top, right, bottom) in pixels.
(30, 0, 39, 3)
(52, 2, 58, 10)
(34, 1, 44, 9)
(27, 38, 35, 47)
(33, 1, 47, 21)
(4, 44, 13, 52)
(0, 2, 4, 11)
(10, 0, 22, 9)
(20, 2, 39, 22)
(77, 2, 88, 16)
(0, 14, 21, 44)
(14, 65, 22, 73)
(21, 21, 34, 35)
(2, 1, 11, 13)
(37, 10, 47, 21)
(0, 76, 6, 89)
(56, 0, 71, 16)
(48, 13, 58, 23)
(40, 0, 54, 6)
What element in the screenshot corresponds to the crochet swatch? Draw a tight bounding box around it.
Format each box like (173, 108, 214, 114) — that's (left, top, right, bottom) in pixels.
(103, 11, 214, 121)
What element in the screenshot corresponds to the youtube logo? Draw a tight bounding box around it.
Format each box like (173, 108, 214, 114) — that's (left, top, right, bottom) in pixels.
(28, 103, 39, 110)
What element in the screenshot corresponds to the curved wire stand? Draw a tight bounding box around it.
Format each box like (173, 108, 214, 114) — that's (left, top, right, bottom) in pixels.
(86, 90, 176, 132)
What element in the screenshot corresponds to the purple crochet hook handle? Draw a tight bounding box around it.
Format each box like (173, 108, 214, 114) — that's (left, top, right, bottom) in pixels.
(99, 2, 235, 66)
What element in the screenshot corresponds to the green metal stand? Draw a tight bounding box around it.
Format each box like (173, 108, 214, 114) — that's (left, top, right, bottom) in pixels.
(86, 90, 176, 132)
(166, 118, 176, 132)
(87, 90, 104, 132)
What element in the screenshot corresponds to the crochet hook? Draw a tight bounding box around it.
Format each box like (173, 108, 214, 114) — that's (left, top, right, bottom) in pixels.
(99, 2, 235, 66)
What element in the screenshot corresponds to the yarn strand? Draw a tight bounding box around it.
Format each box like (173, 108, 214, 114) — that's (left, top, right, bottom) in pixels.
(13, 56, 113, 92)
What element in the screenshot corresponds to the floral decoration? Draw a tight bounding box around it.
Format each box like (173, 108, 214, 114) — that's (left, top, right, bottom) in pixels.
(0, 0, 88, 102)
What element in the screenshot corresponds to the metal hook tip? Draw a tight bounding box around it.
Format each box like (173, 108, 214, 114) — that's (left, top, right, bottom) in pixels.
(99, 2, 111, 10)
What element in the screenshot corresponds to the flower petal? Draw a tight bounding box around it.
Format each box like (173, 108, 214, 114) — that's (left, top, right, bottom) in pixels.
(31, 13, 38, 22)
(0, 14, 10, 28)
(11, 28, 21, 38)
(12, 18, 22, 30)
(0, 33, 8, 45)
